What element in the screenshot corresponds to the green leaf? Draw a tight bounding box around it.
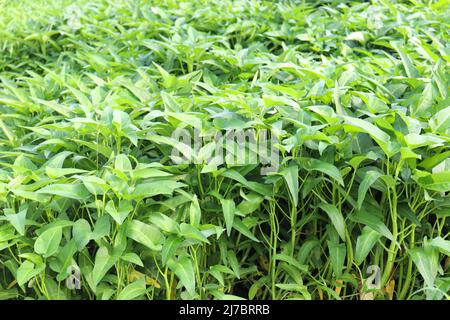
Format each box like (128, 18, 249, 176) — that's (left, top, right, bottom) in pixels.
(116, 278, 146, 300)
(82, 176, 110, 195)
(405, 133, 444, 149)
(415, 83, 433, 116)
(189, 195, 201, 227)
(105, 200, 133, 225)
(318, 203, 346, 242)
(355, 227, 381, 265)
(429, 237, 450, 256)
(350, 209, 394, 242)
(419, 151, 450, 170)
(300, 158, 344, 186)
(55, 240, 78, 281)
(115, 154, 133, 172)
(120, 253, 144, 267)
(17, 261, 45, 287)
(126, 220, 163, 251)
(275, 284, 310, 298)
(36, 183, 90, 201)
(298, 239, 320, 264)
(4, 207, 27, 236)
(37, 220, 74, 235)
(343, 116, 390, 143)
(327, 241, 346, 277)
(232, 218, 259, 242)
(71, 139, 112, 157)
(72, 219, 92, 251)
(44, 277, 67, 299)
(0, 288, 18, 300)
(273, 253, 308, 273)
(34, 226, 63, 258)
(415, 171, 450, 192)
(227, 250, 241, 279)
(149, 212, 179, 234)
(430, 106, 450, 133)
(220, 199, 235, 236)
(342, 116, 395, 156)
(132, 166, 172, 179)
(10, 189, 51, 203)
(179, 223, 209, 243)
(130, 180, 185, 199)
(91, 216, 111, 240)
(92, 246, 117, 287)
(168, 256, 196, 296)
(45, 167, 87, 179)
(281, 165, 299, 207)
(213, 117, 249, 130)
(391, 41, 419, 78)
(410, 246, 439, 288)
(220, 170, 272, 196)
(161, 236, 183, 266)
(357, 171, 383, 209)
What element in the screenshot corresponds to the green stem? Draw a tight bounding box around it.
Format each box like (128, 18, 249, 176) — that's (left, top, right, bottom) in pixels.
(398, 226, 415, 300)
(381, 187, 398, 287)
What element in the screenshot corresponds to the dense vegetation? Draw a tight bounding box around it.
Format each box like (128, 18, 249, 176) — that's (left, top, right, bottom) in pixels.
(0, 0, 449, 300)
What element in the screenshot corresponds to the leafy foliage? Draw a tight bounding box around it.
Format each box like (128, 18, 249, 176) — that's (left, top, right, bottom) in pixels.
(0, 0, 449, 300)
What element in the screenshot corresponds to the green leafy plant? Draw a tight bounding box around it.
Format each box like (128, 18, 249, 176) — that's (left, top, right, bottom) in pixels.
(0, 0, 449, 300)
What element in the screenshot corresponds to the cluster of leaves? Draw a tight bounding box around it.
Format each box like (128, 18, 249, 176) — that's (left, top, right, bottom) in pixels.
(0, 0, 449, 300)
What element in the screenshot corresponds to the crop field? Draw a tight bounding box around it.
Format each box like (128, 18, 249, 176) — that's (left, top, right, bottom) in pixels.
(0, 0, 449, 301)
